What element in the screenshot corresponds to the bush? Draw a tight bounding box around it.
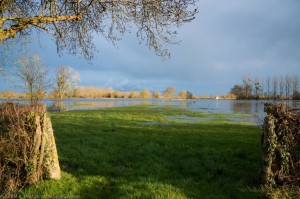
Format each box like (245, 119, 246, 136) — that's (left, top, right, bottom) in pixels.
(293, 91, 300, 100)
(0, 103, 60, 197)
(261, 102, 300, 188)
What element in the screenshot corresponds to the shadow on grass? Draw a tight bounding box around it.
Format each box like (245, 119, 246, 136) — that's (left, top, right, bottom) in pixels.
(21, 106, 263, 198)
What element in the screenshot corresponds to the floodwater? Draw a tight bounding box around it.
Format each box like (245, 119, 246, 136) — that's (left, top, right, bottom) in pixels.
(1, 98, 299, 122)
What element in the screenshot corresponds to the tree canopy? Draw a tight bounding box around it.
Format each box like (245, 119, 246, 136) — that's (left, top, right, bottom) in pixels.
(0, 0, 198, 60)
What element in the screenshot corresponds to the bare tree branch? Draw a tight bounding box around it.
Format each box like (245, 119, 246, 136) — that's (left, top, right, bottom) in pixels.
(0, 0, 198, 62)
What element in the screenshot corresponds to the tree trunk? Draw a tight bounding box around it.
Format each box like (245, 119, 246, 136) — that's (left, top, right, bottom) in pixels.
(0, 15, 82, 43)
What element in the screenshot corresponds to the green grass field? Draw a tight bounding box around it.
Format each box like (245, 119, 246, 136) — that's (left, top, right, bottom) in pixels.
(19, 105, 263, 198)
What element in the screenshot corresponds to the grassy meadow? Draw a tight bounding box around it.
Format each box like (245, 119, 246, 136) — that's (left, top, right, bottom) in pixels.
(19, 105, 263, 198)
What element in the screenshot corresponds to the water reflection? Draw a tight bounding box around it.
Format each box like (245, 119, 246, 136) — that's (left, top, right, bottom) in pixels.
(1, 98, 299, 118)
(229, 100, 262, 114)
(47, 99, 69, 112)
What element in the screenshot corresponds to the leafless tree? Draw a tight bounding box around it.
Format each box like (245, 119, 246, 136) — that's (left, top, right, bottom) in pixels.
(266, 76, 271, 97)
(292, 76, 300, 99)
(260, 78, 265, 97)
(292, 75, 299, 96)
(179, 90, 193, 99)
(285, 75, 291, 99)
(14, 54, 49, 104)
(139, 88, 151, 98)
(253, 78, 261, 98)
(272, 76, 278, 99)
(179, 90, 187, 99)
(242, 76, 252, 98)
(0, 0, 198, 68)
(163, 87, 176, 99)
(230, 84, 243, 98)
(152, 91, 161, 99)
(53, 65, 79, 111)
(279, 76, 284, 98)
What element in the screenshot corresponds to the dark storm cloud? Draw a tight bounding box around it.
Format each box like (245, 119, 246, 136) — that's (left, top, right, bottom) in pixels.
(1, 0, 300, 95)
(84, 0, 300, 94)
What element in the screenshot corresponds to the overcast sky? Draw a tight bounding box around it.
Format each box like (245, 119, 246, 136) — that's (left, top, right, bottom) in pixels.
(1, 0, 300, 95)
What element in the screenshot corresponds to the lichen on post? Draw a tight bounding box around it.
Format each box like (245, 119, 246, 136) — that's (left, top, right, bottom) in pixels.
(261, 114, 277, 186)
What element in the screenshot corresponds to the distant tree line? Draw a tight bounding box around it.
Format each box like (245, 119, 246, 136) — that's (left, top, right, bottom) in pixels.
(1, 54, 194, 102)
(58, 86, 193, 100)
(0, 86, 194, 100)
(230, 75, 300, 100)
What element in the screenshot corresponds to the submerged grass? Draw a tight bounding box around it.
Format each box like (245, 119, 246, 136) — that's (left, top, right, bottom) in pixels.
(18, 105, 263, 198)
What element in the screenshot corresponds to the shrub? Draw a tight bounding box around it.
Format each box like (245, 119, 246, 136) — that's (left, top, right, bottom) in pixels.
(261, 102, 300, 188)
(0, 103, 60, 197)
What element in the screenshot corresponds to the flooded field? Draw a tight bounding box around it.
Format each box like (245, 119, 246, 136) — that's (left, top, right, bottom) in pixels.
(1, 98, 299, 123)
